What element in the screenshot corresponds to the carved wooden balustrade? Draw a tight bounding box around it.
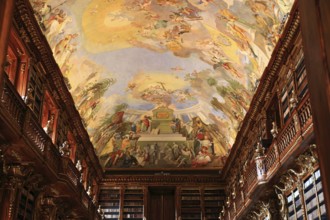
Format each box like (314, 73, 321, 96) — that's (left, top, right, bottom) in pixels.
(267, 94, 312, 176)
(245, 160, 258, 195)
(0, 73, 26, 130)
(277, 114, 298, 157)
(298, 94, 313, 136)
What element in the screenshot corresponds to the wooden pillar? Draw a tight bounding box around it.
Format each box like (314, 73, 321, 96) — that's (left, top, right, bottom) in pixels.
(299, 0, 330, 217)
(0, 165, 24, 220)
(0, 0, 15, 83)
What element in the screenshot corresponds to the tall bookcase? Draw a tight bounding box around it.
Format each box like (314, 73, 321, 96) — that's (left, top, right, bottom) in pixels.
(180, 187, 224, 220)
(180, 188, 202, 220)
(204, 188, 224, 220)
(123, 187, 144, 220)
(304, 169, 326, 219)
(287, 188, 303, 220)
(99, 188, 121, 220)
(17, 187, 35, 220)
(287, 169, 327, 220)
(27, 64, 44, 119)
(99, 187, 145, 220)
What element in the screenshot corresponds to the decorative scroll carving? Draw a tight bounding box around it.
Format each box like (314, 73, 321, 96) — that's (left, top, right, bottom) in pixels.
(33, 192, 57, 220)
(273, 144, 318, 220)
(274, 188, 288, 220)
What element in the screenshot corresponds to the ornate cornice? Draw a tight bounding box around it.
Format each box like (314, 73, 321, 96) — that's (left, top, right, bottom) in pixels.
(102, 175, 223, 186)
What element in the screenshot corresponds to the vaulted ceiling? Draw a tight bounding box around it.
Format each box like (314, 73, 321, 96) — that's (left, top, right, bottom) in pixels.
(30, 0, 293, 170)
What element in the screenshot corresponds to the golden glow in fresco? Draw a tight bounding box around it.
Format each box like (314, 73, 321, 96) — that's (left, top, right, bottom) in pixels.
(31, 0, 293, 169)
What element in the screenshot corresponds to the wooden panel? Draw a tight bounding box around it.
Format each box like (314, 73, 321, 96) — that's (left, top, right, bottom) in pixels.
(148, 187, 175, 220)
(299, 0, 330, 217)
(163, 193, 175, 220)
(148, 193, 162, 220)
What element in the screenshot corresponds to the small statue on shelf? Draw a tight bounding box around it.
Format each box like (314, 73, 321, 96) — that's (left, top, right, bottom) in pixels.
(23, 87, 34, 108)
(86, 186, 92, 196)
(289, 91, 298, 110)
(270, 121, 278, 138)
(59, 141, 70, 157)
(75, 160, 82, 172)
(43, 114, 54, 135)
(255, 140, 265, 158)
(274, 187, 288, 220)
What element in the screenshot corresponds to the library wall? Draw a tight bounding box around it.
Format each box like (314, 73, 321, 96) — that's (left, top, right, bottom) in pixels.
(98, 183, 225, 220)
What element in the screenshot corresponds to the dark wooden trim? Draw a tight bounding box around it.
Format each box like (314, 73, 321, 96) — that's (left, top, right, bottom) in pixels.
(299, 0, 330, 217)
(0, 0, 15, 87)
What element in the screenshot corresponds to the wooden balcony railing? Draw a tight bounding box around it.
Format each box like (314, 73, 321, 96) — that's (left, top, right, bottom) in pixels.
(298, 95, 313, 135)
(62, 157, 80, 187)
(245, 160, 258, 195)
(277, 114, 298, 155)
(264, 143, 278, 175)
(44, 141, 61, 172)
(0, 74, 26, 129)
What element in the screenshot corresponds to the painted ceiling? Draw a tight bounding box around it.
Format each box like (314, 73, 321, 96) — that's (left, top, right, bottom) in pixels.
(31, 0, 293, 169)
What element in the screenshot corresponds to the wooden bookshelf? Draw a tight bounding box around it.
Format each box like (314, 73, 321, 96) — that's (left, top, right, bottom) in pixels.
(98, 186, 224, 220)
(17, 187, 35, 220)
(204, 188, 224, 220)
(287, 169, 327, 220)
(99, 188, 121, 220)
(181, 188, 202, 220)
(27, 64, 44, 119)
(304, 169, 326, 220)
(123, 188, 144, 220)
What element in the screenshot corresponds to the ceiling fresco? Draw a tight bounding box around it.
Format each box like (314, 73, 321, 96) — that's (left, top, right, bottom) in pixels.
(31, 0, 293, 169)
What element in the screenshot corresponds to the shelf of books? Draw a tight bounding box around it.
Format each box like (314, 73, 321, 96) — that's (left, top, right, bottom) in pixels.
(304, 169, 327, 220)
(123, 187, 144, 220)
(287, 188, 303, 220)
(204, 188, 224, 220)
(99, 188, 121, 220)
(181, 188, 202, 220)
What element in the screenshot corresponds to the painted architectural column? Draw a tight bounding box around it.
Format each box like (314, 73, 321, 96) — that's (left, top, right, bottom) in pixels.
(299, 0, 330, 216)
